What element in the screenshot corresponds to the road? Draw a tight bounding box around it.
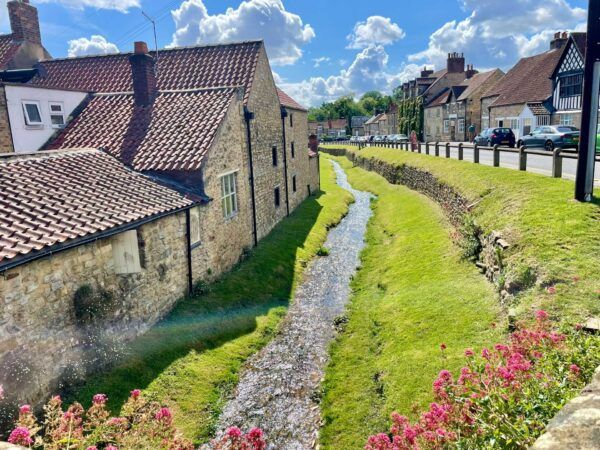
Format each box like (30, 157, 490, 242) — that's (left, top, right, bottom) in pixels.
(367, 143, 600, 186)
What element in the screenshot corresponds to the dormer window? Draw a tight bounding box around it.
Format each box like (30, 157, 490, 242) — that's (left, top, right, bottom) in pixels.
(22, 101, 42, 126)
(49, 102, 65, 128)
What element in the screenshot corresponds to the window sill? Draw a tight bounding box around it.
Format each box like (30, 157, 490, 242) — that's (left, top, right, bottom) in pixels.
(24, 124, 44, 130)
(190, 241, 202, 250)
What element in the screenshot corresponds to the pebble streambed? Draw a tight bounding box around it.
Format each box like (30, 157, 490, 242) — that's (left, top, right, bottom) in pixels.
(213, 160, 374, 449)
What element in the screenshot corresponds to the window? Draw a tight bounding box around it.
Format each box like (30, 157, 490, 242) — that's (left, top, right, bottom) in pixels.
(49, 102, 65, 128)
(559, 114, 574, 126)
(443, 120, 449, 133)
(289, 113, 294, 127)
(272, 146, 278, 166)
(220, 172, 238, 219)
(112, 230, 142, 274)
(189, 206, 201, 246)
(292, 175, 297, 193)
(559, 73, 583, 97)
(508, 118, 519, 131)
(458, 119, 465, 133)
(22, 101, 42, 126)
(538, 115, 550, 126)
(291, 142, 295, 159)
(274, 187, 281, 208)
(482, 116, 489, 130)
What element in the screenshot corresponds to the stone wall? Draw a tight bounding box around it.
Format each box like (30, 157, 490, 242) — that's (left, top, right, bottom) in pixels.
(424, 106, 443, 142)
(282, 107, 311, 211)
(0, 212, 189, 420)
(247, 47, 288, 240)
(191, 95, 254, 282)
(489, 103, 523, 129)
(0, 86, 14, 153)
(308, 153, 320, 194)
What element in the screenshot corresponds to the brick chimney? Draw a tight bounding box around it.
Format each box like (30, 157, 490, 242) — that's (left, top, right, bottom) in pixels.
(8, 0, 41, 45)
(129, 41, 157, 107)
(447, 52, 465, 73)
(550, 31, 568, 50)
(465, 64, 477, 79)
(420, 67, 433, 78)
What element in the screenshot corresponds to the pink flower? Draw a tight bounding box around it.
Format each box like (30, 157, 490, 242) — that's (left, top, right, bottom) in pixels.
(440, 343, 447, 351)
(92, 393, 107, 405)
(226, 426, 242, 438)
(8, 426, 33, 446)
(130, 389, 141, 399)
(546, 286, 556, 294)
(106, 446, 118, 450)
(569, 364, 581, 375)
(464, 348, 474, 357)
(575, 323, 583, 330)
(481, 348, 491, 359)
(19, 404, 31, 415)
(535, 310, 549, 321)
(155, 407, 172, 422)
(86, 447, 99, 450)
(0, 385, 4, 400)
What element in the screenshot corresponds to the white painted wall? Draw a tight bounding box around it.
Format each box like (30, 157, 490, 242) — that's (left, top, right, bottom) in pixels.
(5, 85, 87, 153)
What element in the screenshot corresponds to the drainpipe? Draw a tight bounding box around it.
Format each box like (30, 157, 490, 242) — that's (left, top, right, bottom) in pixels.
(280, 106, 290, 216)
(185, 208, 193, 294)
(244, 106, 259, 247)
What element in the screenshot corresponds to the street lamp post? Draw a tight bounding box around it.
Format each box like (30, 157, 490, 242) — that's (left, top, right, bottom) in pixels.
(575, 0, 600, 201)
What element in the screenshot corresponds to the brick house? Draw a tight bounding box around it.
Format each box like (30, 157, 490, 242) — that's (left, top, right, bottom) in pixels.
(481, 34, 566, 141)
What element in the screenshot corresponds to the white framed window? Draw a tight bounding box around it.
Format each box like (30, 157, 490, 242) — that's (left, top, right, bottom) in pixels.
(220, 172, 238, 219)
(112, 230, 142, 274)
(49, 102, 65, 128)
(22, 101, 42, 126)
(190, 206, 201, 246)
(458, 119, 465, 133)
(559, 114, 574, 126)
(443, 120, 449, 133)
(508, 118, 519, 131)
(537, 115, 550, 126)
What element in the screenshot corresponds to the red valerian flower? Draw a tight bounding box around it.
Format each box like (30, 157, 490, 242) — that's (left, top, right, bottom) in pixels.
(8, 427, 33, 446)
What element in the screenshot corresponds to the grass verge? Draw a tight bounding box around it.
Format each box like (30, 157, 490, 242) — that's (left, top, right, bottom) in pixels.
(322, 145, 600, 323)
(68, 158, 353, 445)
(320, 155, 501, 449)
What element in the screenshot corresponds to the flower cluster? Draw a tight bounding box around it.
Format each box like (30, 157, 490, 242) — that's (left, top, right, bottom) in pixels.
(209, 426, 267, 450)
(366, 311, 600, 449)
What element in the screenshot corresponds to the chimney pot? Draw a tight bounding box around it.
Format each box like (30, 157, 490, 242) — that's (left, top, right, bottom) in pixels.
(134, 41, 149, 55)
(562, 31, 568, 39)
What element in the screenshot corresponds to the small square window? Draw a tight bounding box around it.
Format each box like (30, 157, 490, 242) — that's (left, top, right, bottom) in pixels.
(49, 102, 65, 128)
(291, 142, 295, 159)
(22, 101, 42, 126)
(272, 146, 278, 166)
(274, 187, 280, 207)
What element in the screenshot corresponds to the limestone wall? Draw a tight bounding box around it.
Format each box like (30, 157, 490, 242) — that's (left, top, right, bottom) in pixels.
(0, 212, 188, 418)
(0, 86, 14, 153)
(282, 107, 311, 211)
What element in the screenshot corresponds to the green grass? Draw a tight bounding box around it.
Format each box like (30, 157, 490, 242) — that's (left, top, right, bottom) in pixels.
(323, 145, 600, 322)
(68, 158, 353, 445)
(320, 155, 502, 449)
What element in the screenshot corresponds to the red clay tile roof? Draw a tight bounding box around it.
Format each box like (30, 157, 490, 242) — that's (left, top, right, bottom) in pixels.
(277, 88, 307, 111)
(45, 88, 237, 172)
(487, 49, 563, 107)
(30, 41, 262, 101)
(0, 34, 21, 70)
(457, 69, 503, 102)
(527, 102, 551, 116)
(0, 149, 196, 267)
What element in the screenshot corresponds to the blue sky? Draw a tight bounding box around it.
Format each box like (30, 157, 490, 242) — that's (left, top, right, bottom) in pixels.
(0, 0, 589, 106)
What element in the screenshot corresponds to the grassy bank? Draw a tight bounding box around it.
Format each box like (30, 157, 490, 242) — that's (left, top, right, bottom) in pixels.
(320, 155, 502, 449)
(69, 158, 353, 444)
(322, 145, 600, 323)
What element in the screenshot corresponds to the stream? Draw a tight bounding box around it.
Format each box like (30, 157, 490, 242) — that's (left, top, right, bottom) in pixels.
(213, 160, 374, 449)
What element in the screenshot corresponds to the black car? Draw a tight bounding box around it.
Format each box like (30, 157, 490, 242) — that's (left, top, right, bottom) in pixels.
(517, 126, 580, 151)
(473, 128, 516, 148)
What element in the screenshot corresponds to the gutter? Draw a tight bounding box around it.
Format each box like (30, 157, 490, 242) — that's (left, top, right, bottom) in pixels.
(244, 106, 259, 247)
(0, 205, 195, 274)
(280, 106, 290, 216)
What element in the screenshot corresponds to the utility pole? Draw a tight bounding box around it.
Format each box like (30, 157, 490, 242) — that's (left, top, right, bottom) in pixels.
(574, 0, 600, 201)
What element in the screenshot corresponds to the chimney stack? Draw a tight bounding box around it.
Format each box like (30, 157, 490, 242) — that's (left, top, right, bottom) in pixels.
(465, 64, 477, 79)
(550, 31, 569, 50)
(447, 52, 465, 73)
(8, 0, 41, 45)
(420, 67, 433, 78)
(129, 41, 157, 107)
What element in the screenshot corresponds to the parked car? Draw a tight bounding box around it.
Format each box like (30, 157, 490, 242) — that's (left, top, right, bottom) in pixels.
(473, 128, 516, 148)
(518, 126, 580, 151)
(350, 136, 358, 142)
(373, 135, 385, 143)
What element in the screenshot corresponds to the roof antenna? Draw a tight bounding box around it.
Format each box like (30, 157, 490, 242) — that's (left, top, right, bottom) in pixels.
(141, 10, 159, 75)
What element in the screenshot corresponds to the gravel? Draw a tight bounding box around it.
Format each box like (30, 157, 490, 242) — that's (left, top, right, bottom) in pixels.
(211, 160, 373, 449)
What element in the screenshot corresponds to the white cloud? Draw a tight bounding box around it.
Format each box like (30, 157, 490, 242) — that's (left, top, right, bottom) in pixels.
(37, 0, 140, 13)
(279, 45, 422, 107)
(313, 56, 330, 68)
(67, 35, 119, 57)
(347, 16, 405, 49)
(409, 0, 586, 69)
(170, 0, 315, 66)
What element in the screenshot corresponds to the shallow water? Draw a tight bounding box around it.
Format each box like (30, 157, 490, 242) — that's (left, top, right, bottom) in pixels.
(214, 160, 374, 449)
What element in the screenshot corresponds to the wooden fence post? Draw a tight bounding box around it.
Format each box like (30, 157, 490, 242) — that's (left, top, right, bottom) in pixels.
(552, 148, 563, 178)
(435, 142, 440, 157)
(418, 142, 422, 153)
(425, 142, 430, 155)
(518, 146, 527, 171)
(458, 143, 464, 160)
(473, 143, 479, 163)
(493, 145, 500, 167)
(445, 143, 451, 158)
